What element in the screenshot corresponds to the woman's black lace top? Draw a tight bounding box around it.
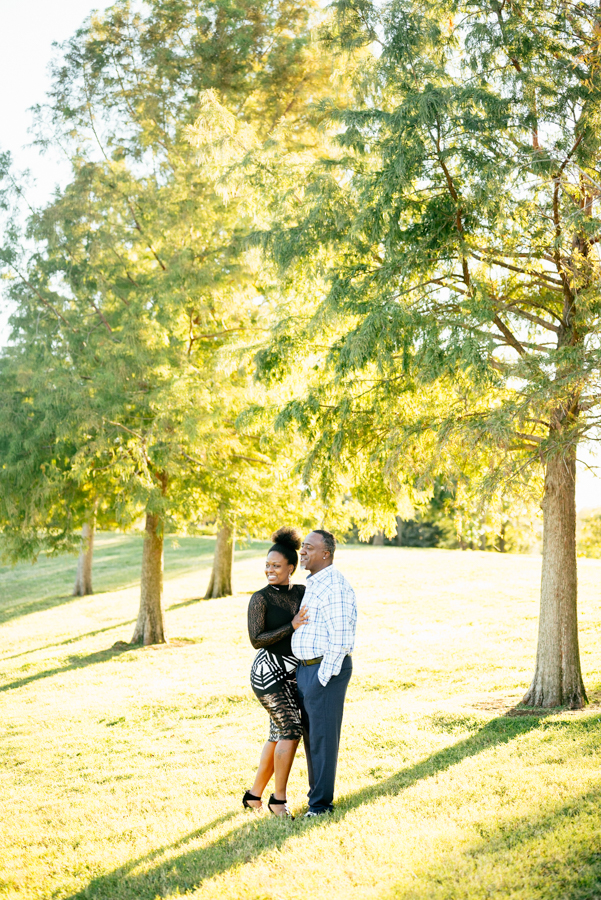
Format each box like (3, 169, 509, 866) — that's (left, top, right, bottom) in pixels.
(247, 583, 306, 657)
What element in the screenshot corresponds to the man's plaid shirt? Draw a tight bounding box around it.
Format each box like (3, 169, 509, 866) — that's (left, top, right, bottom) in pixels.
(291, 565, 357, 686)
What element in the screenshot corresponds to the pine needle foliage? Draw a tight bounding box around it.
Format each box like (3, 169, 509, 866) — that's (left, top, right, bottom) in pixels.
(262, 0, 601, 501)
(194, 0, 601, 704)
(0, 0, 337, 560)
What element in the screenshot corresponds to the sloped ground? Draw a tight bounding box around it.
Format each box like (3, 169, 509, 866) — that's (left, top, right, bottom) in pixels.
(1, 537, 601, 900)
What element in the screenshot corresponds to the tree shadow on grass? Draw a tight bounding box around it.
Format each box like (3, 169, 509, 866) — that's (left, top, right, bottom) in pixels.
(0, 594, 202, 663)
(0, 644, 136, 693)
(62, 713, 553, 900)
(0, 537, 260, 629)
(0, 620, 137, 662)
(388, 783, 601, 900)
(0, 593, 84, 627)
(167, 597, 208, 611)
(71, 811, 239, 898)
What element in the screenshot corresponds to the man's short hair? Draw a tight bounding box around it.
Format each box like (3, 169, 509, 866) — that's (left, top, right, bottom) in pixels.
(313, 529, 336, 557)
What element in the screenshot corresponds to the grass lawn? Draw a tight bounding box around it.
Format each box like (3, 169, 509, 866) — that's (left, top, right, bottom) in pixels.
(2, 536, 601, 899)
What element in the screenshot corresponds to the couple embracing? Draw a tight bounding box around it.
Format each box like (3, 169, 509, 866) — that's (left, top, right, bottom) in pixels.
(243, 527, 357, 819)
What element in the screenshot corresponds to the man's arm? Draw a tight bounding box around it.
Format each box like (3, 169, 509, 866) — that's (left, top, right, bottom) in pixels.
(318, 580, 356, 686)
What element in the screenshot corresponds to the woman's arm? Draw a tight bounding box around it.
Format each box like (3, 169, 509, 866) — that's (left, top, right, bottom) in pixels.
(248, 590, 294, 649)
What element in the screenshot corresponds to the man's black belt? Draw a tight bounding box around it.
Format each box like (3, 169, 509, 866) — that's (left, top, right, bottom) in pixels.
(298, 655, 351, 667)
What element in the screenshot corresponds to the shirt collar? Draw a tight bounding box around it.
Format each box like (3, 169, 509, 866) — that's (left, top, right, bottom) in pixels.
(307, 565, 336, 582)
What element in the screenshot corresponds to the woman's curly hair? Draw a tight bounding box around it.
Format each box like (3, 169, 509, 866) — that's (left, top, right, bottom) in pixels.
(269, 526, 302, 571)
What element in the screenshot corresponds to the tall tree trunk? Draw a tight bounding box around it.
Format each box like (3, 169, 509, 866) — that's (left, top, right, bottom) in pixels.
(395, 516, 404, 546)
(205, 521, 235, 598)
(523, 443, 586, 709)
(496, 522, 506, 554)
(73, 516, 96, 596)
(131, 512, 166, 645)
(372, 529, 385, 546)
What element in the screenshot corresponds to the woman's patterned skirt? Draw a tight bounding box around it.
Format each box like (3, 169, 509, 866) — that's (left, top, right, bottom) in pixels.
(250, 649, 303, 742)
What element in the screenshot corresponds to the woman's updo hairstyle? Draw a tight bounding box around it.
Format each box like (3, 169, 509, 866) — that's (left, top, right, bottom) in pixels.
(269, 526, 302, 573)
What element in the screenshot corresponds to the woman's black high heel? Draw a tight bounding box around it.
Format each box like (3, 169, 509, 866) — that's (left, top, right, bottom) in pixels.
(242, 790, 262, 810)
(267, 794, 294, 819)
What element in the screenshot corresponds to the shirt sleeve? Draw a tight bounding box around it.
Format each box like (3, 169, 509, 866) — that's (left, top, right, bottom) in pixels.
(247, 591, 294, 650)
(318, 580, 356, 686)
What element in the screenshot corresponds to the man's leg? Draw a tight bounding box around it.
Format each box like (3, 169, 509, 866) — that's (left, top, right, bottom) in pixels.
(296, 667, 314, 802)
(298, 657, 352, 813)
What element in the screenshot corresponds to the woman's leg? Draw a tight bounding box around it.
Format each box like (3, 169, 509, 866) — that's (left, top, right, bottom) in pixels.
(270, 738, 300, 814)
(248, 740, 276, 808)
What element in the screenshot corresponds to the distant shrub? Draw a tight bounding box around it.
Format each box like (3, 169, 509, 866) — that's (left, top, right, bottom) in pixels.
(397, 519, 443, 548)
(341, 508, 537, 553)
(578, 513, 601, 558)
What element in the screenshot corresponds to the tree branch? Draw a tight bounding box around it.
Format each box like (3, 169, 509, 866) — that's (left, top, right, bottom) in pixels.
(493, 315, 526, 356)
(232, 454, 270, 465)
(515, 431, 543, 444)
(9, 265, 73, 330)
(126, 201, 167, 271)
(90, 300, 113, 333)
(469, 249, 563, 286)
(505, 305, 560, 334)
(552, 135, 583, 303)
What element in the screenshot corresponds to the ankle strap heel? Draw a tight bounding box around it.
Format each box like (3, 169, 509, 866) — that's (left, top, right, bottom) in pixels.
(268, 794, 294, 819)
(242, 790, 262, 809)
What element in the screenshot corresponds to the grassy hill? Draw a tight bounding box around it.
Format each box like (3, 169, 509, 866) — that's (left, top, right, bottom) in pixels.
(1, 537, 601, 899)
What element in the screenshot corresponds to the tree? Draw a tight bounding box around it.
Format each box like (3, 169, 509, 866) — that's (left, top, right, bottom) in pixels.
(202, 0, 601, 705)
(73, 501, 98, 596)
(0, 0, 339, 635)
(0, 156, 122, 590)
(191, 361, 343, 598)
(205, 520, 235, 598)
(0, 285, 126, 578)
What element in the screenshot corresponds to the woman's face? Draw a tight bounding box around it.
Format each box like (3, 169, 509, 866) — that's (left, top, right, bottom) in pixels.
(265, 550, 293, 586)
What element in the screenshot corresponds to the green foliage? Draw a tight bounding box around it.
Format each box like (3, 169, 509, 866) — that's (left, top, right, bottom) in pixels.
(0, 0, 340, 558)
(197, 0, 601, 529)
(0, 344, 113, 561)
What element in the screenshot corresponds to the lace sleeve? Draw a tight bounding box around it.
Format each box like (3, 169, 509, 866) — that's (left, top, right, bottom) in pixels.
(248, 590, 294, 649)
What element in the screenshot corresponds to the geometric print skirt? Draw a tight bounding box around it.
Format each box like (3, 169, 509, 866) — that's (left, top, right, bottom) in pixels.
(250, 649, 303, 742)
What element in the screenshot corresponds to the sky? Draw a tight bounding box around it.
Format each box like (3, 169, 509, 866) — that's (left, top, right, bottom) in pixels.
(0, 1, 114, 196)
(0, 2, 600, 511)
(0, 1, 115, 346)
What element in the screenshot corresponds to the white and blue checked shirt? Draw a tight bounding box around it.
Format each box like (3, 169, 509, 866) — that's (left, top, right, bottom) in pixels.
(291, 565, 357, 686)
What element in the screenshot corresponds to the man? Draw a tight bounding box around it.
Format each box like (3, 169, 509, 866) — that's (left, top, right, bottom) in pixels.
(292, 529, 357, 817)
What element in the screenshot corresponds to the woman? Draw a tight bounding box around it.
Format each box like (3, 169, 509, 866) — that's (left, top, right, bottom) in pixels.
(243, 526, 309, 818)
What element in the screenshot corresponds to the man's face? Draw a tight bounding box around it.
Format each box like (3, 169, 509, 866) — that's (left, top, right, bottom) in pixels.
(300, 532, 327, 572)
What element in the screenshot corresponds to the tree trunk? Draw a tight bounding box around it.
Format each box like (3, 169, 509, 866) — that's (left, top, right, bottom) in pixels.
(73, 517, 95, 596)
(372, 529, 385, 546)
(395, 517, 404, 546)
(205, 522, 235, 598)
(496, 522, 507, 554)
(131, 512, 166, 645)
(523, 444, 586, 709)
